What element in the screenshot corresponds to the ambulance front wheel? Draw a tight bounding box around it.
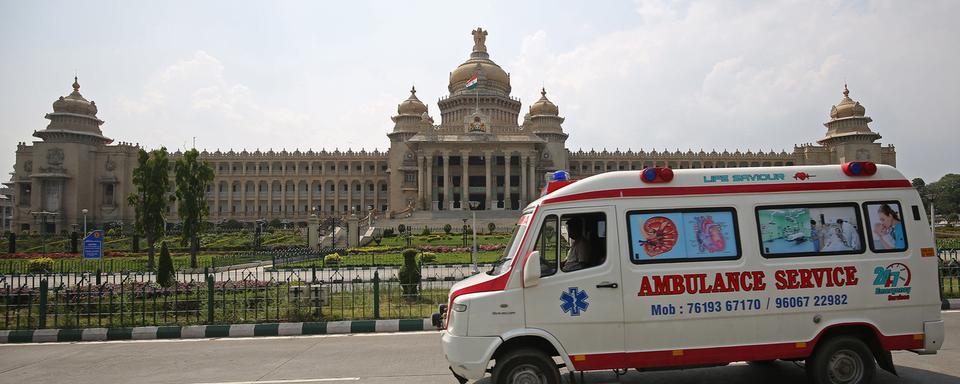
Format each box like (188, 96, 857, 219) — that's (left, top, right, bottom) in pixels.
(491, 348, 561, 384)
(806, 336, 876, 384)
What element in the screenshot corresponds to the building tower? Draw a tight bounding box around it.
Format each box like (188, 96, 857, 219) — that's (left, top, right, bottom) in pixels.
(817, 85, 896, 166)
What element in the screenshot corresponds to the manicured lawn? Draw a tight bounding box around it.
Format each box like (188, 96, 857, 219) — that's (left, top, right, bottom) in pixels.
(276, 251, 502, 269)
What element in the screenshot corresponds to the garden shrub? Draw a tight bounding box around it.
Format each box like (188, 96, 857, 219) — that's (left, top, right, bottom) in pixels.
(419, 252, 437, 263)
(397, 224, 406, 234)
(487, 222, 496, 234)
(27, 257, 54, 274)
(157, 242, 176, 288)
(382, 228, 395, 237)
(324, 252, 342, 265)
(398, 248, 421, 295)
(421, 226, 431, 236)
(443, 224, 452, 234)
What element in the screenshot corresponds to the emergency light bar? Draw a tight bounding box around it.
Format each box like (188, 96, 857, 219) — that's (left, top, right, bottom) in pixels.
(841, 161, 877, 177)
(542, 170, 576, 196)
(641, 167, 674, 183)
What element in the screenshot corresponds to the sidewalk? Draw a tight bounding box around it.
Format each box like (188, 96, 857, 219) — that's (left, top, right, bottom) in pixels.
(0, 318, 435, 344)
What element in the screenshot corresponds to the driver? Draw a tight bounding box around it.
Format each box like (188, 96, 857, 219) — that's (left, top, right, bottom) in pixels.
(561, 218, 592, 272)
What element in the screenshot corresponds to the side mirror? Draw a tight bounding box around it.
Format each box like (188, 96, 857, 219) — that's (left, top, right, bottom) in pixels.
(523, 251, 540, 288)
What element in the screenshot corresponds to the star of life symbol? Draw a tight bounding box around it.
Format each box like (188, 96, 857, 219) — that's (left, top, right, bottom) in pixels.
(560, 287, 589, 316)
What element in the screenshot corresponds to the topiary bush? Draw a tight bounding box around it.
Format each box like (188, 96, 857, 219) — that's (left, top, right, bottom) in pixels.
(397, 224, 406, 234)
(27, 257, 54, 274)
(157, 242, 175, 288)
(382, 228, 395, 237)
(421, 226, 431, 236)
(443, 224, 452, 234)
(487, 222, 496, 234)
(398, 248, 421, 295)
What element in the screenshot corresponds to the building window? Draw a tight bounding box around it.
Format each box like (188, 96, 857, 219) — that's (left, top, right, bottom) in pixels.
(404, 173, 416, 183)
(380, 184, 387, 192)
(103, 183, 115, 206)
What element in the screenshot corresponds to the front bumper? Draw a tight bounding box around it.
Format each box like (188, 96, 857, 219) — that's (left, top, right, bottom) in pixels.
(441, 331, 502, 380)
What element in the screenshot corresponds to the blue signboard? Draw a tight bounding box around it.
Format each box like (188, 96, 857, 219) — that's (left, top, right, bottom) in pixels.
(83, 230, 104, 260)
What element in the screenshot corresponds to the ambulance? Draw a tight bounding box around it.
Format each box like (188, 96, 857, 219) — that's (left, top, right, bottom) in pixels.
(434, 162, 943, 384)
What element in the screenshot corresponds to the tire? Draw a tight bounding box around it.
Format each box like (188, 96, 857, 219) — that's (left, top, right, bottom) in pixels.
(491, 348, 561, 384)
(806, 336, 876, 384)
(747, 360, 776, 365)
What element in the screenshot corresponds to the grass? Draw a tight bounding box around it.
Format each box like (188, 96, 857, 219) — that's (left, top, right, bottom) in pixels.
(276, 251, 502, 269)
(0, 230, 307, 254)
(0, 252, 267, 274)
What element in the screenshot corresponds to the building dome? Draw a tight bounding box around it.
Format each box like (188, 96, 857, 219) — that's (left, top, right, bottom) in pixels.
(52, 77, 99, 117)
(397, 86, 427, 116)
(529, 88, 559, 116)
(829, 84, 866, 119)
(448, 28, 510, 93)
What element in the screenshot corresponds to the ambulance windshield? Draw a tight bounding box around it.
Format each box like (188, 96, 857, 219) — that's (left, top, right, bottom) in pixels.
(489, 213, 530, 276)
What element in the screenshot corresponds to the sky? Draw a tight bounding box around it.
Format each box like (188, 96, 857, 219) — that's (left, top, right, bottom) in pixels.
(1, 0, 957, 182)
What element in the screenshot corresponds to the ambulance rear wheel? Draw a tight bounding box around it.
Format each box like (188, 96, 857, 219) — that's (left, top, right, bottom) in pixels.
(491, 348, 561, 384)
(806, 336, 876, 384)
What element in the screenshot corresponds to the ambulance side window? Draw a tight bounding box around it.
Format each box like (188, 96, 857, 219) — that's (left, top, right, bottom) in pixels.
(534, 215, 559, 277)
(863, 201, 908, 253)
(627, 208, 740, 264)
(755, 203, 865, 258)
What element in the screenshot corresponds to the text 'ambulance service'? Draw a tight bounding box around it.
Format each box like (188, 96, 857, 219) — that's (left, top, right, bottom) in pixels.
(433, 162, 943, 384)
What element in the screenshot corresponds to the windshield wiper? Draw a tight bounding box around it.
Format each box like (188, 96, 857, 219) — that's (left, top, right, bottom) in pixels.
(487, 257, 512, 274)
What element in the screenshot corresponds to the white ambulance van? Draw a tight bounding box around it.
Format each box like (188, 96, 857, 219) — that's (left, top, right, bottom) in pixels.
(435, 162, 943, 384)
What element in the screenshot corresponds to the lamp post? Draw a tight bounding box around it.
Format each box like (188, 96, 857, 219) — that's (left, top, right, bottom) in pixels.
(81, 208, 88, 235)
(468, 201, 480, 273)
(30, 211, 59, 258)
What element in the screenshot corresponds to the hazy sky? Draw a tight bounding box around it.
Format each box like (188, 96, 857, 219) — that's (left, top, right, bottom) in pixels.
(1, 0, 957, 182)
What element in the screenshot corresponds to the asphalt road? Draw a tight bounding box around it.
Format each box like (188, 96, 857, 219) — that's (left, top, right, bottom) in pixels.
(1, 311, 959, 384)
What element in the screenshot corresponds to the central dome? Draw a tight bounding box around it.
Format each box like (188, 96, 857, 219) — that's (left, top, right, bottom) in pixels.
(448, 28, 511, 95)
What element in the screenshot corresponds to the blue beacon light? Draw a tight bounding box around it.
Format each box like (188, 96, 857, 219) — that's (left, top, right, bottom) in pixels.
(552, 170, 570, 181)
(642, 168, 658, 182)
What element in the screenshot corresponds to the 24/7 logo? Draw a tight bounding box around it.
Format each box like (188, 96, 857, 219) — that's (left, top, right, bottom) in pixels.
(560, 287, 589, 316)
(873, 263, 911, 301)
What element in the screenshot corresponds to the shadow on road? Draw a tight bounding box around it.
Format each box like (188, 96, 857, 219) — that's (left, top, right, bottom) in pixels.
(470, 361, 960, 384)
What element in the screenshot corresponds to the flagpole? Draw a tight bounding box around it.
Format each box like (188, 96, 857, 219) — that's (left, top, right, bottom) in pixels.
(475, 79, 479, 112)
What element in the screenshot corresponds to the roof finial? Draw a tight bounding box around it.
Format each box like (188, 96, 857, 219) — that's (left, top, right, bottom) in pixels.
(410, 85, 416, 95)
(843, 83, 849, 98)
(73, 76, 80, 91)
(541, 87, 546, 97)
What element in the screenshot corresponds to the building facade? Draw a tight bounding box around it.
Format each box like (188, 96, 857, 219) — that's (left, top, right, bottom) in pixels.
(6, 28, 895, 234)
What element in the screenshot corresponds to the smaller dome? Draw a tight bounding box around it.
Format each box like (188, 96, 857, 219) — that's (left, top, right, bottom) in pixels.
(830, 84, 866, 119)
(529, 88, 559, 116)
(397, 86, 427, 116)
(52, 77, 98, 117)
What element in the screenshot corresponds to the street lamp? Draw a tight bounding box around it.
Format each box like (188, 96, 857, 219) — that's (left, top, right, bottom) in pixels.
(468, 201, 480, 273)
(81, 208, 88, 235)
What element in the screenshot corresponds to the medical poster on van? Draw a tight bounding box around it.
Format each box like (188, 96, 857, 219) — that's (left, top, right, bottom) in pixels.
(757, 206, 862, 255)
(864, 202, 907, 251)
(628, 211, 738, 261)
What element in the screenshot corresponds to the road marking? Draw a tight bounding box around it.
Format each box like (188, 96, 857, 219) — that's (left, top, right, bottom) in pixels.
(190, 379, 359, 384)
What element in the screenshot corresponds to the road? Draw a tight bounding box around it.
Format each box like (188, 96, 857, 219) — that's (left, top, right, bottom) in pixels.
(2, 311, 959, 384)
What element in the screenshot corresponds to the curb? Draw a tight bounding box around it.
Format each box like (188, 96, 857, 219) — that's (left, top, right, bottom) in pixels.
(0, 319, 435, 344)
(950, 299, 960, 310)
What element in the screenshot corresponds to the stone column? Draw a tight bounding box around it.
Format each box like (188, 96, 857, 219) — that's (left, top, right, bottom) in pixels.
(504, 154, 512, 210)
(443, 154, 451, 210)
(529, 157, 537, 201)
(280, 181, 287, 217)
(214, 181, 221, 218)
(484, 151, 493, 210)
(461, 153, 469, 210)
(417, 156, 425, 210)
(241, 181, 247, 218)
(268, 180, 274, 217)
(520, 156, 527, 207)
(426, 156, 434, 210)
(334, 179, 340, 214)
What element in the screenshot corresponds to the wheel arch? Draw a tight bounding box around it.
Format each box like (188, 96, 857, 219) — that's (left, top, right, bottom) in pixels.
(495, 328, 574, 370)
(811, 322, 895, 375)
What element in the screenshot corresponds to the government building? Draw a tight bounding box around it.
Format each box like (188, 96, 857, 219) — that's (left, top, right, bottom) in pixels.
(6, 28, 896, 234)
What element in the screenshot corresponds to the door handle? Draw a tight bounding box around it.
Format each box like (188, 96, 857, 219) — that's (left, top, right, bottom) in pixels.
(596, 282, 619, 289)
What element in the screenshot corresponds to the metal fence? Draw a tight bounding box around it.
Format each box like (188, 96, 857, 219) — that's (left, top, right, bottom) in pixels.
(0, 267, 458, 330)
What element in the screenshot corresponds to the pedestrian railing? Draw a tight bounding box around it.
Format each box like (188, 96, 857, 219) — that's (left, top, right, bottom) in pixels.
(1, 266, 466, 330)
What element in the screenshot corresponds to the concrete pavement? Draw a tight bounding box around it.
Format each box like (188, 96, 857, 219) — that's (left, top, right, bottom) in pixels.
(1, 311, 959, 384)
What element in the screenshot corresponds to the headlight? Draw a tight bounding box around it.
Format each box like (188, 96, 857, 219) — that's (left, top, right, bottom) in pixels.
(453, 303, 468, 312)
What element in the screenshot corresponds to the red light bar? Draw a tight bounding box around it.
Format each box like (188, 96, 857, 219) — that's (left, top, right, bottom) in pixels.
(641, 167, 674, 183)
(542, 180, 576, 196)
(841, 161, 877, 177)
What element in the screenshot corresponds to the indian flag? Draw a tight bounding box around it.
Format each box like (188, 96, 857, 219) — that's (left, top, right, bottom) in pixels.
(466, 74, 478, 90)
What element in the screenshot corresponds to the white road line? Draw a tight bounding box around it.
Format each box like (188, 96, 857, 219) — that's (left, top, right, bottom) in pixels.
(0, 330, 440, 347)
(190, 379, 359, 384)
(942, 310, 960, 314)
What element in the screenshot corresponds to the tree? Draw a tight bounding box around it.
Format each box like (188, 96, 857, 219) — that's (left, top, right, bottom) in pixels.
(912, 178, 930, 212)
(128, 148, 171, 270)
(175, 149, 215, 268)
(157, 241, 175, 288)
(929, 174, 960, 217)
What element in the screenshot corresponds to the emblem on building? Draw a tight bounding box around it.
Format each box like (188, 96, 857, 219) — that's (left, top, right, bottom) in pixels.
(856, 149, 871, 160)
(47, 148, 64, 165)
(105, 156, 116, 171)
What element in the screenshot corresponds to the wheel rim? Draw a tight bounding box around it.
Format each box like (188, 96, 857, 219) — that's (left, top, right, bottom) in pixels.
(507, 363, 547, 384)
(827, 348, 864, 384)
